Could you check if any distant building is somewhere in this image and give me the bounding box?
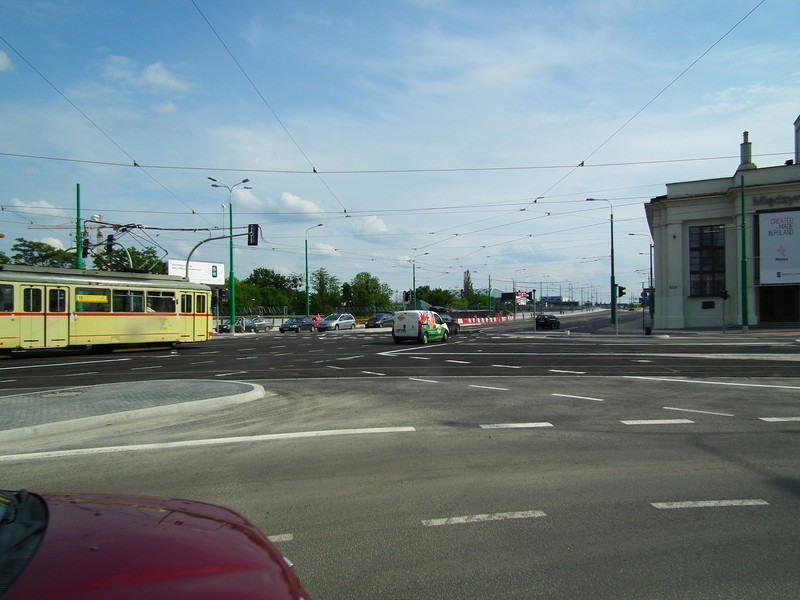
[646,115,800,329]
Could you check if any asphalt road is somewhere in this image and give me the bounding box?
[2,311,799,598]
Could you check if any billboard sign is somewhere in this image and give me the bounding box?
[759,211,799,285]
[167,259,225,285]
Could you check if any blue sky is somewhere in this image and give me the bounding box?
[1,0,798,302]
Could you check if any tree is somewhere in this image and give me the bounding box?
[0,250,8,265]
[349,272,392,312]
[462,270,474,303]
[311,267,341,315]
[10,238,75,268]
[91,245,166,273]
[242,268,300,312]
[413,285,457,308]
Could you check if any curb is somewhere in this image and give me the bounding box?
[0,382,268,443]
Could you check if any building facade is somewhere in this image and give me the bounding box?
[646,115,800,329]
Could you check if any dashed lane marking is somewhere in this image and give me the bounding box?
[409,377,439,383]
[480,423,553,429]
[549,369,586,374]
[758,417,800,422]
[423,510,546,527]
[552,393,604,402]
[446,360,471,364]
[361,371,386,376]
[663,406,734,417]
[622,419,694,425]
[268,534,294,543]
[491,364,522,369]
[652,499,769,509]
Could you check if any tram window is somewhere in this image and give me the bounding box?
[24,288,43,312]
[0,284,12,312]
[147,292,176,313]
[196,295,206,314]
[113,289,145,312]
[180,294,192,314]
[49,288,67,313]
[76,288,111,312]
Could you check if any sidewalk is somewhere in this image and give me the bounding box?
[0,380,265,443]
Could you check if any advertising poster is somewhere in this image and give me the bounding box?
[759,211,799,284]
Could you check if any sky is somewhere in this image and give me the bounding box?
[1,0,799,304]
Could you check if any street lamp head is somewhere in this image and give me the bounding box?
[211,183,224,188]
[208,176,218,182]
[240,178,250,184]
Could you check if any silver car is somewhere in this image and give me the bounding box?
[317,313,357,331]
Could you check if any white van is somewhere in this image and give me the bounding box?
[392,310,449,344]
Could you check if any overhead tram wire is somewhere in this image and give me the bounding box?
[190,0,347,214]
[0,34,214,229]
[519,0,768,213]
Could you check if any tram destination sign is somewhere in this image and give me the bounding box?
[167,260,226,286]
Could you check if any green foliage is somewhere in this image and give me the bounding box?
[242,268,301,311]
[413,285,457,308]
[311,267,341,314]
[0,250,8,265]
[349,271,393,311]
[92,245,166,273]
[10,238,76,268]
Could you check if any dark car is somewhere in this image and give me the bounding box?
[316,313,356,331]
[365,312,394,328]
[279,316,316,333]
[0,488,310,600]
[216,318,256,333]
[536,314,560,329]
[440,313,461,334]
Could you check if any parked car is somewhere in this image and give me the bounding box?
[317,313,356,331]
[365,312,394,328]
[392,310,449,344]
[217,318,256,333]
[279,316,316,333]
[0,488,310,600]
[251,316,271,332]
[440,313,461,334]
[536,314,561,330]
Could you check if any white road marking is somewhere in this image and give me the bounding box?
[409,377,438,383]
[446,360,471,364]
[480,423,553,429]
[652,499,768,509]
[410,356,431,361]
[0,379,16,383]
[0,427,417,462]
[361,371,386,376]
[64,371,98,377]
[622,419,694,425]
[663,406,734,417]
[131,366,162,371]
[214,371,248,377]
[758,417,800,422]
[552,393,604,402]
[625,376,800,391]
[190,361,215,365]
[423,510,546,527]
[336,355,364,361]
[0,358,130,371]
[236,356,259,361]
[268,534,294,543]
[326,365,345,370]
[491,364,521,369]
[549,369,586,374]
[469,385,510,391]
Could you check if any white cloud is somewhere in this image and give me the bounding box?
[153,101,177,113]
[100,56,190,92]
[40,237,65,250]
[0,50,12,71]
[348,215,388,235]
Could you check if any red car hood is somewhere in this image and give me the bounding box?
[7,492,308,600]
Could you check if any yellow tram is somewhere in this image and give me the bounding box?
[0,264,214,353]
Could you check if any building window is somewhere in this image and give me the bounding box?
[689,225,725,296]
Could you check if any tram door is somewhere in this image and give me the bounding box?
[180,292,209,341]
[20,286,68,349]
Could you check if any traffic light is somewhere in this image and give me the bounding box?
[247,224,259,246]
[82,235,90,258]
[403,291,411,302]
[106,235,114,254]
[617,285,626,297]
[526,290,535,301]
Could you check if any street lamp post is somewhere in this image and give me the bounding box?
[411,251,428,309]
[209,177,251,332]
[305,224,323,316]
[587,198,617,335]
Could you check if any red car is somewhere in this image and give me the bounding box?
[0,489,310,600]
